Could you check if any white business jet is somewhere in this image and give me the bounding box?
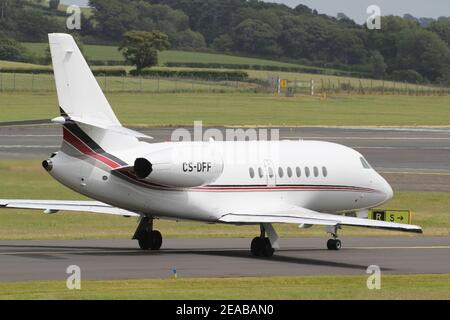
[0,34,422,257]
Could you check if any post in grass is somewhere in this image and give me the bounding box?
[172,267,178,278]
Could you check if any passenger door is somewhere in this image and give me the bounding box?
[263,159,276,187]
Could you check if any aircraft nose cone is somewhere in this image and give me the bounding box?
[378,175,393,201]
[384,182,394,201]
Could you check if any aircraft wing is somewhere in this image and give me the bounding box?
[218,206,423,234]
[0,200,140,217]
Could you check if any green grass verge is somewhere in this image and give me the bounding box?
[0,92,449,126]
[0,274,448,299]
[0,160,448,240]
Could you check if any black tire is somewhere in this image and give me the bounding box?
[262,238,275,257]
[138,233,151,250]
[150,230,163,250]
[251,237,263,256]
[327,239,335,250]
[334,239,342,250]
[327,239,342,250]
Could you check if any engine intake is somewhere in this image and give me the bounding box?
[134,158,153,179]
[42,159,53,172]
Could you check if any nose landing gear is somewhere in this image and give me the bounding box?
[326,225,342,251]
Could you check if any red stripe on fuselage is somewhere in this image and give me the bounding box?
[63,127,121,169]
[192,186,376,192]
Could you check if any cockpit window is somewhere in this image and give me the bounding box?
[360,157,371,169]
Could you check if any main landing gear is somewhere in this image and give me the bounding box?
[326,225,342,251]
[250,224,279,258]
[133,216,163,250]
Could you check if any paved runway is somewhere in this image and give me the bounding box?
[1,126,450,192]
[0,237,449,281]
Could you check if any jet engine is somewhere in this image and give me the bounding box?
[132,144,224,188]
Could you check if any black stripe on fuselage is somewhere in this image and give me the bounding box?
[60,107,128,167]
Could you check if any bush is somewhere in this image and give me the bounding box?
[164,62,369,78]
[0,33,27,62]
[0,67,53,74]
[130,68,249,81]
[389,69,425,83]
[91,68,127,76]
[0,67,127,77]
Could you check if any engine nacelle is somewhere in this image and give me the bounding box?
[134,144,224,188]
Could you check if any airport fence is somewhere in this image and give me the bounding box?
[0,72,448,96]
[272,77,450,97]
[0,73,269,94]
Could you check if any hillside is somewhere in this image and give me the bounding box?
[1,0,449,84]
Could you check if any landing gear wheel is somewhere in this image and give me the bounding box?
[150,230,163,250]
[251,237,274,257]
[138,230,163,251]
[327,239,342,251]
[251,237,263,256]
[262,238,275,257]
[138,233,151,250]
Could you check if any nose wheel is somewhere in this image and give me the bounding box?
[327,238,342,250]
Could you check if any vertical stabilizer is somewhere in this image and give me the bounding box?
[49,33,121,126]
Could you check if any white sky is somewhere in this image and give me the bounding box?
[268,0,450,23]
[61,0,450,23]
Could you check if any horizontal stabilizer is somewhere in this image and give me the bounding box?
[0,120,53,127]
[0,199,140,217]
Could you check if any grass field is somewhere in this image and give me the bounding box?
[0,67,442,96]
[0,72,252,95]
[0,159,448,240]
[21,42,309,68]
[2,55,444,95]
[0,92,449,126]
[0,274,448,299]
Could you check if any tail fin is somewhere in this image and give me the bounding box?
[49,33,121,126]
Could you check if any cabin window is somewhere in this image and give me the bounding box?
[296,167,301,177]
[360,157,371,169]
[314,166,319,177]
[305,167,310,177]
[278,167,284,178]
[249,168,255,178]
[258,167,264,178]
[287,167,293,178]
[322,166,328,177]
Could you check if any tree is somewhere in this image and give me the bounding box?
[89,0,139,40]
[172,29,206,49]
[368,50,386,79]
[233,19,280,56]
[49,0,59,10]
[119,31,170,73]
[395,28,450,81]
[428,19,450,46]
[0,32,26,61]
[212,34,234,52]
